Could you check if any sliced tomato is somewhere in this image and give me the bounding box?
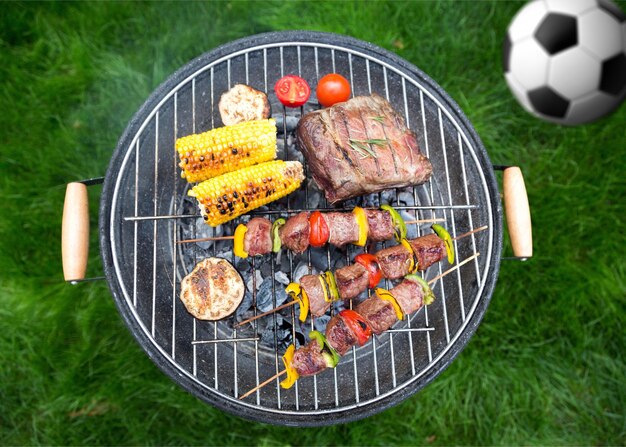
[309,210,330,247]
[354,253,382,288]
[274,75,310,107]
[339,309,372,346]
[316,73,351,107]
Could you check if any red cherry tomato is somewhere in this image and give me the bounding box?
[274,75,311,107]
[316,73,351,107]
[354,253,383,288]
[339,309,372,346]
[309,211,330,247]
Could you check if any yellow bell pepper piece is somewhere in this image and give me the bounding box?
[400,238,418,273]
[432,224,455,264]
[352,206,369,246]
[280,344,299,389]
[318,275,330,302]
[286,282,309,322]
[375,288,404,321]
[233,223,248,258]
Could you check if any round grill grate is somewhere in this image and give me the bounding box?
[100,31,502,426]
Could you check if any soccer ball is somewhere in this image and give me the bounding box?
[503,0,626,125]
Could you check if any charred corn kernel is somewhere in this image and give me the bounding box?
[176,118,277,183]
[189,160,304,227]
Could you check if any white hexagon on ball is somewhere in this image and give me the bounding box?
[549,47,601,99]
[503,0,626,125]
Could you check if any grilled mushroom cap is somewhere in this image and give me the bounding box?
[180,257,245,320]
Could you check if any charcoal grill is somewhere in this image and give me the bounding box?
[61,31,532,426]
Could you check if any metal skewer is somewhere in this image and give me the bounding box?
[177,217,446,245]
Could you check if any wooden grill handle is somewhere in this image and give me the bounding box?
[62,182,90,282]
[502,166,533,258]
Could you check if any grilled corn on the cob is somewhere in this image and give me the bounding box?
[176,118,277,183]
[189,160,304,226]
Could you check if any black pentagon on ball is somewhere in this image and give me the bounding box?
[597,0,626,23]
[528,86,570,118]
[503,33,512,73]
[600,53,626,95]
[535,13,578,55]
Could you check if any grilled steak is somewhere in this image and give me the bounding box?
[366,209,395,242]
[375,244,412,280]
[292,338,328,377]
[408,233,446,271]
[334,263,369,299]
[279,211,310,254]
[325,212,359,247]
[300,274,331,317]
[325,315,358,356]
[391,278,424,315]
[295,94,432,203]
[243,217,273,256]
[355,294,397,335]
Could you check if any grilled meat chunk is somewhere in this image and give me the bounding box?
[325,315,358,356]
[295,94,432,203]
[334,263,369,300]
[279,211,310,254]
[375,244,412,280]
[391,278,424,315]
[366,209,395,242]
[324,212,359,247]
[300,274,331,317]
[408,233,447,271]
[243,217,273,256]
[355,294,398,335]
[292,338,328,377]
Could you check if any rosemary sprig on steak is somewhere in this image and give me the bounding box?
[347,138,387,158]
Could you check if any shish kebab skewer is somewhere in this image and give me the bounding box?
[177,205,444,256]
[235,225,487,328]
[239,252,480,400]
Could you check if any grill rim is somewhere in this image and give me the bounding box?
[99,30,503,426]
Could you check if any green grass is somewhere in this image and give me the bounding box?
[1,1,625,445]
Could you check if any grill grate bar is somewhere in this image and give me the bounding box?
[270,251,282,409]
[133,139,139,309]
[172,94,179,359]
[419,88,434,363]
[151,111,159,338]
[192,337,260,344]
[459,132,483,287]
[441,114,466,323]
[251,257,261,406]
[455,132,468,322]
[436,108,451,344]
[401,77,418,377]
[388,327,435,333]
